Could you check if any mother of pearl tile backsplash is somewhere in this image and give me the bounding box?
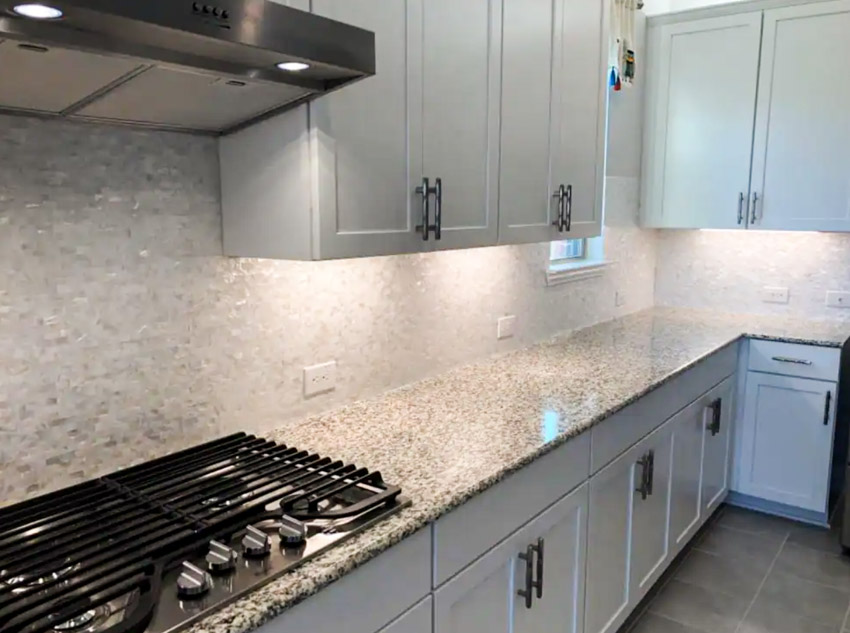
[0,114,656,503]
[655,230,850,320]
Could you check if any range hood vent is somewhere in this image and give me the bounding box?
[0,0,375,134]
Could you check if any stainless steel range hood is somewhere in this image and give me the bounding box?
[0,0,375,134]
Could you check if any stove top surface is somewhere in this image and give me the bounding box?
[0,433,409,633]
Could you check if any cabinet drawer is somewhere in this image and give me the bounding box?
[748,340,840,381]
[256,528,431,633]
[591,342,738,474]
[432,431,590,587]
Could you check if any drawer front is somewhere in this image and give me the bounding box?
[433,431,590,587]
[748,339,840,381]
[590,342,738,474]
[257,528,431,633]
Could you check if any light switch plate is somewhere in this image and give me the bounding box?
[303,361,337,397]
[761,286,790,304]
[497,315,517,340]
[826,291,850,308]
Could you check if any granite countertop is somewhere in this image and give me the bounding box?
[190,307,849,633]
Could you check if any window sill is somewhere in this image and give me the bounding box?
[545,260,611,287]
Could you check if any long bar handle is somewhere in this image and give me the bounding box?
[531,538,544,599]
[434,177,442,241]
[552,185,566,232]
[737,192,745,225]
[751,191,759,224]
[824,390,832,426]
[415,177,431,241]
[517,545,534,609]
[565,184,573,232]
[771,356,813,366]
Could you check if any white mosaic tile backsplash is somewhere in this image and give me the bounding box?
[0,114,656,503]
[655,230,850,320]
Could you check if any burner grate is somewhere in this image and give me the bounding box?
[0,433,401,633]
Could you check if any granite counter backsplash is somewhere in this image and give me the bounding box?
[186,306,848,633]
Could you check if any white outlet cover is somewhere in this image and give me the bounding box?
[303,361,337,397]
[497,315,517,340]
[761,286,790,304]
[826,291,850,308]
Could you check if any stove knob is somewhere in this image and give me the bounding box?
[279,514,306,546]
[242,525,271,558]
[177,561,211,599]
[206,540,238,573]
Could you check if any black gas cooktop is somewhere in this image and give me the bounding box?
[0,433,409,633]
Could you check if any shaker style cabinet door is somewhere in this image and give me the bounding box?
[641,13,762,229]
[498,0,563,244]
[550,0,607,238]
[749,0,850,231]
[310,0,427,259]
[701,378,734,515]
[738,373,836,514]
[421,0,502,251]
[629,424,672,604]
[668,399,706,554]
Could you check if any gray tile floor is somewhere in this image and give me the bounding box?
[624,505,850,633]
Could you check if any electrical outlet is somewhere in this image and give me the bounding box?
[826,291,850,309]
[761,286,789,304]
[497,315,517,340]
[303,361,337,397]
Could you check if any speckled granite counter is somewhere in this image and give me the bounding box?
[190,307,848,633]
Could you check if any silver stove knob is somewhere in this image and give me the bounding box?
[177,561,211,598]
[279,514,306,546]
[206,540,238,573]
[242,525,271,558]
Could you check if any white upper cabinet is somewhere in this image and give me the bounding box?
[552,0,607,238]
[749,0,850,231]
[423,0,503,251]
[309,0,425,259]
[499,0,606,244]
[642,13,762,229]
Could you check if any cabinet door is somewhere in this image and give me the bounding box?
[630,424,672,603]
[498,0,562,244]
[310,0,425,259]
[550,0,607,238]
[642,13,761,229]
[421,0,502,251]
[668,400,706,554]
[739,373,836,513]
[380,597,432,633]
[701,378,735,515]
[749,0,850,231]
[524,484,588,633]
[585,448,635,633]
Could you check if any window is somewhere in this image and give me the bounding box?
[550,238,586,263]
[546,235,608,285]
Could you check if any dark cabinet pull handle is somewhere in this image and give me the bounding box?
[415,177,441,240]
[751,191,759,224]
[552,185,566,232]
[708,398,722,436]
[531,538,544,599]
[771,356,813,366]
[646,450,655,496]
[737,192,744,225]
[824,391,832,426]
[415,177,431,241]
[565,184,572,232]
[517,544,534,609]
[636,453,650,500]
[434,177,442,241]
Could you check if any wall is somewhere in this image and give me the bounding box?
[0,109,656,503]
[642,0,752,15]
[655,230,850,319]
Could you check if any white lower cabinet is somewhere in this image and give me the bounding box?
[668,398,706,552]
[701,378,735,515]
[380,597,432,633]
[738,372,837,513]
[434,483,588,633]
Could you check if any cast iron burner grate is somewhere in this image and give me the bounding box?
[0,433,404,633]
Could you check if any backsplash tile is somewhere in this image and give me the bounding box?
[655,230,850,320]
[0,115,656,503]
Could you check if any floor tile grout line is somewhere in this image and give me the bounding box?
[624,547,697,633]
[732,532,790,633]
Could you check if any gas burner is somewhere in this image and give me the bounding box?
[3,561,80,594]
[53,606,107,632]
